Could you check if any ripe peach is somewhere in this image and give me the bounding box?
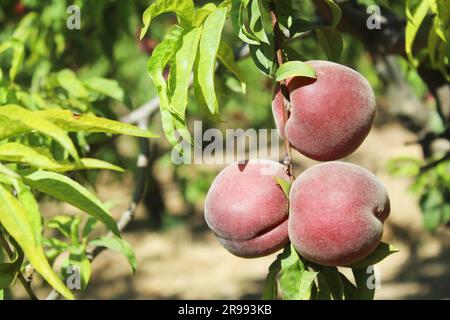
[204,159,290,258]
[288,162,390,266]
[272,60,376,161]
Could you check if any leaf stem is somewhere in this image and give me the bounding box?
[269,1,294,181]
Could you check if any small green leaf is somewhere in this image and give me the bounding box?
[23,171,120,237]
[83,77,125,102]
[352,267,376,300]
[197,7,228,114]
[324,0,342,27]
[320,267,344,300]
[140,0,195,39]
[275,61,317,81]
[170,27,202,117]
[347,242,398,268]
[57,69,89,98]
[273,176,291,199]
[315,27,343,61]
[217,41,246,93]
[38,109,158,138]
[405,0,432,66]
[0,244,23,289]
[62,246,91,291]
[193,3,217,26]
[90,236,137,273]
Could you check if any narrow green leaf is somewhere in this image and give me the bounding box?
[272,176,291,199]
[90,236,137,273]
[23,171,120,237]
[197,7,228,114]
[57,69,89,98]
[193,3,217,26]
[347,242,399,268]
[352,267,376,300]
[147,25,188,147]
[170,27,202,117]
[62,246,91,291]
[0,143,123,172]
[320,267,344,300]
[0,244,23,289]
[0,105,79,161]
[217,41,246,92]
[315,27,343,62]
[83,77,125,102]
[275,61,317,81]
[405,0,432,66]
[324,0,342,27]
[38,109,157,138]
[140,0,195,39]
[0,185,74,299]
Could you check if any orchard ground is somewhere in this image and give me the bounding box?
[12,121,450,300]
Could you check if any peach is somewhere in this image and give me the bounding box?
[288,162,390,266]
[204,159,290,258]
[272,60,376,161]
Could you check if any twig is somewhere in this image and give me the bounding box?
[270,1,294,181]
[419,151,450,173]
[0,231,38,300]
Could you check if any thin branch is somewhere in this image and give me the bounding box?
[419,151,450,173]
[270,1,294,181]
[0,231,38,300]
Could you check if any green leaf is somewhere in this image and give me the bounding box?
[217,41,246,93]
[352,267,376,300]
[0,143,124,172]
[262,256,281,300]
[170,27,202,117]
[324,0,342,27]
[90,236,137,273]
[249,43,275,76]
[316,272,332,300]
[273,176,291,199]
[197,7,228,114]
[193,3,217,26]
[0,105,79,161]
[320,267,344,300]
[275,61,317,81]
[140,0,195,39]
[23,171,120,237]
[419,189,447,231]
[38,109,157,138]
[315,27,343,62]
[340,273,359,300]
[405,0,432,66]
[0,185,74,299]
[83,77,125,102]
[57,69,89,99]
[82,217,97,240]
[147,25,189,147]
[347,242,398,268]
[0,290,3,299]
[0,244,23,289]
[387,157,421,177]
[231,0,261,45]
[280,268,317,300]
[62,246,91,291]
